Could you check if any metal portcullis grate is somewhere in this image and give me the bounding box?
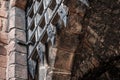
[26,0,68,79]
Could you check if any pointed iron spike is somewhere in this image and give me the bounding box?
[28,59,37,79]
[50,35,56,47]
[58,4,68,27]
[47,24,56,47]
[63,16,67,27]
[47,26,52,38]
[38,43,45,65]
[50,25,56,47]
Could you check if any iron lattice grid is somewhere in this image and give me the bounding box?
[26,0,68,79]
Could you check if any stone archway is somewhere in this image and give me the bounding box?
[70,0,120,80]
[4,0,120,80]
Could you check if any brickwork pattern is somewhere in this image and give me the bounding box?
[0,0,9,80]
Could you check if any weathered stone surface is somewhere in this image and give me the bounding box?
[54,49,74,71]
[0,55,6,68]
[9,78,25,80]
[49,47,57,67]
[8,64,27,79]
[0,45,7,56]
[6,3,27,80]
[9,29,26,42]
[9,7,26,30]
[0,0,119,80]
[0,32,8,44]
[66,20,82,34]
[0,0,9,10]
[52,73,71,80]
[9,51,27,66]
[71,0,120,80]
[10,0,27,10]
[57,34,79,52]
[0,0,28,80]
[0,0,9,80]
[0,10,7,18]
[90,57,99,67]
[46,72,53,80]
[0,18,7,32]
[7,41,27,54]
[39,67,48,80]
[0,67,6,79]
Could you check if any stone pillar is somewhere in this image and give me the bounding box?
[6,0,27,80]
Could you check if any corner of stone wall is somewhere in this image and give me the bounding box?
[6,0,28,80]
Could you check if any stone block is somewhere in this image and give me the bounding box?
[0,67,6,79]
[86,61,94,70]
[52,73,70,80]
[9,7,26,30]
[0,18,2,31]
[0,10,7,18]
[9,51,27,66]
[7,41,27,54]
[66,22,82,34]
[88,36,97,45]
[57,34,79,52]
[54,49,74,71]
[9,28,26,42]
[10,0,27,10]
[8,64,27,79]
[49,47,57,67]
[39,67,48,80]
[0,32,8,44]
[0,55,6,68]
[79,62,89,74]
[0,18,7,32]
[0,45,7,56]
[91,57,99,67]
[0,0,9,10]
[9,78,26,80]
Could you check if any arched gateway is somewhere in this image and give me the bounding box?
[0,0,119,80]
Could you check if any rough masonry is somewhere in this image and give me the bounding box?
[0,0,120,80]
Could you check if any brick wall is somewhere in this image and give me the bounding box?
[0,0,28,80]
[0,0,9,80]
